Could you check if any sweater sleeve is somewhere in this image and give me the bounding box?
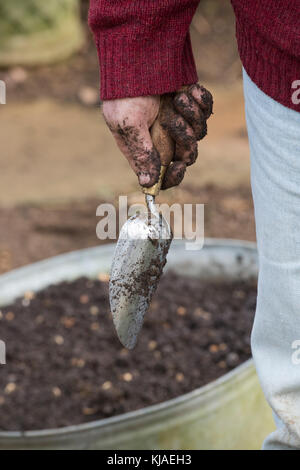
[88,0,200,100]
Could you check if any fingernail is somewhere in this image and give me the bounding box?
[139,173,151,186]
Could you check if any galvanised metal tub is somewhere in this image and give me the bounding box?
[0,239,275,449]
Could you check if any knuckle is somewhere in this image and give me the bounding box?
[174,92,189,109]
[189,83,213,114]
[188,83,202,97]
[171,118,194,144]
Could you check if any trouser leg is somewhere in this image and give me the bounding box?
[243,68,300,450]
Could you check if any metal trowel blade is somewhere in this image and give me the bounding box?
[109,201,172,349]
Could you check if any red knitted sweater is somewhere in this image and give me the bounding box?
[88,1,300,112]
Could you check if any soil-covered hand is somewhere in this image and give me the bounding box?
[102,84,213,189]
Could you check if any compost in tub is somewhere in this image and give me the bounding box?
[0,240,274,449]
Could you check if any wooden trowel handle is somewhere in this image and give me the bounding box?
[151,96,174,168]
[143,87,189,197]
[142,96,173,197]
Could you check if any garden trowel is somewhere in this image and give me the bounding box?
[109,96,174,349]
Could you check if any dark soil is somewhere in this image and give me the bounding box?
[0,271,256,431]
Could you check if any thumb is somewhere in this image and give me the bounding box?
[112,124,161,188]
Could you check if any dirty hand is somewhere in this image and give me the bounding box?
[102,84,213,189]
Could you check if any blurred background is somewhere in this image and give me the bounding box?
[0,0,255,275]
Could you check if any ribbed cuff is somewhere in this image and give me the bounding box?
[235,14,300,113]
[94,31,198,101]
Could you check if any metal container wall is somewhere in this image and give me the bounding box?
[0,239,275,449]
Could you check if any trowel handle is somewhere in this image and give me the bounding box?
[151,96,174,168]
[143,86,189,197]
